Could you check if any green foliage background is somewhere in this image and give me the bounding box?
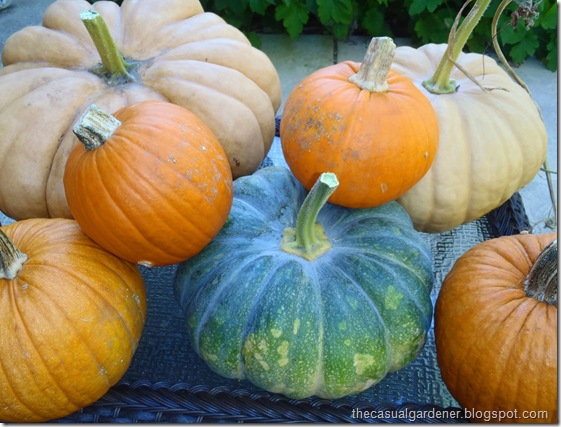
[89,0,557,70]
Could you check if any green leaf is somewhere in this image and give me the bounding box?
[245,31,262,48]
[508,32,540,64]
[249,0,274,14]
[275,2,309,38]
[361,7,391,36]
[539,2,558,30]
[213,0,232,11]
[543,39,558,71]
[409,0,441,15]
[413,10,452,44]
[331,22,351,39]
[317,0,354,25]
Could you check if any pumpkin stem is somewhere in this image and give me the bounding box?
[0,228,28,280]
[73,104,122,151]
[524,239,557,305]
[81,9,136,85]
[281,173,339,261]
[423,0,491,94]
[348,37,396,92]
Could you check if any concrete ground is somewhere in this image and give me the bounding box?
[0,0,557,233]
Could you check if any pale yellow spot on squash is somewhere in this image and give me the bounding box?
[354,353,375,375]
[271,328,282,338]
[293,319,301,335]
[339,321,347,331]
[385,286,403,310]
[202,351,218,362]
[259,360,270,371]
[277,341,289,367]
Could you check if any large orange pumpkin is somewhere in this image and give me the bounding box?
[64,100,233,267]
[280,37,439,209]
[0,0,281,220]
[435,232,557,423]
[0,218,146,422]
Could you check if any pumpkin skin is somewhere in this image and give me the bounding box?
[392,44,548,232]
[0,0,281,220]
[64,100,233,267]
[0,218,146,422]
[435,232,557,423]
[174,166,434,399]
[280,38,439,209]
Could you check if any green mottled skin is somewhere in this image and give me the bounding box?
[174,166,433,399]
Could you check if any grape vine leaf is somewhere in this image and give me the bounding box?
[275,2,310,38]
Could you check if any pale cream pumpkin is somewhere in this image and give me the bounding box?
[0,0,281,219]
[390,1,547,232]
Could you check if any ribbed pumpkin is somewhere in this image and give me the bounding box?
[174,166,434,399]
[435,232,557,423]
[0,218,146,422]
[280,37,439,209]
[63,100,233,267]
[0,0,281,220]
[391,0,548,232]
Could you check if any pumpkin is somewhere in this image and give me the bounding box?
[435,232,557,423]
[279,37,439,209]
[0,0,281,220]
[391,0,548,232]
[0,218,146,422]
[63,100,233,267]
[174,166,434,399]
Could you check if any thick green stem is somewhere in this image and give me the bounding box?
[0,228,28,280]
[281,173,339,261]
[524,239,557,305]
[423,0,491,94]
[73,104,122,151]
[348,37,396,92]
[81,9,135,84]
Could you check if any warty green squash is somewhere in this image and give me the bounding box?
[173,166,434,399]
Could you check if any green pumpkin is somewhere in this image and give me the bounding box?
[174,166,433,399]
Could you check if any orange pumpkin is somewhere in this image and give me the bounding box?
[63,100,233,266]
[280,37,439,208]
[435,232,557,423]
[0,218,146,422]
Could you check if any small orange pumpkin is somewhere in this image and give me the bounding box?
[0,218,146,422]
[435,232,557,423]
[280,37,439,209]
[63,100,233,266]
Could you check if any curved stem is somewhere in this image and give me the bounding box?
[491,0,531,92]
[423,0,491,94]
[348,37,396,92]
[81,9,135,84]
[524,239,557,305]
[281,173,339,261]
[73,104,122,151]
[0,228,28,280]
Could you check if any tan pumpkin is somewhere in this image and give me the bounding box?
[435,232,557,423]
[390,0,548,232]
[0,218,146,422]
[0,0,281,220]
